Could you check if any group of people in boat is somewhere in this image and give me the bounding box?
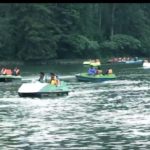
[88,66,113,75]
[108,57,139,63]
[0,67,20,76]
[38,72,60,86]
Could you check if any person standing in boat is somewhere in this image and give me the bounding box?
[88,66,96,75]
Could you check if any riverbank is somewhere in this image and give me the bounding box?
[0,58,110,66]
[0,61,24,66]
[0,59,86,66]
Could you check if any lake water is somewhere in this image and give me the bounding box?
[0,63,150,149]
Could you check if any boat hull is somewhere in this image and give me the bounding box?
[0,75,22,82]
[76,73,116,82]
[125,60,143,64]
[18,81,69,97]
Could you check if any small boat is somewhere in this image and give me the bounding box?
[0,75,22,82]
[83,61,91,65]
[143,60,150,68]
[107,57,143,64]
[125,59,143,64]
[83,59,101,67]
[18,81,70,97]
[76,73,116,82]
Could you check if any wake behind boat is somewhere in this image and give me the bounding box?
[18,81,70,97]
[76,73,116,82]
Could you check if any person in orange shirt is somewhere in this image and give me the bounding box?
[2,68,12,75]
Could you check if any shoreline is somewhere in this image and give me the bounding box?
[0,59,87,66]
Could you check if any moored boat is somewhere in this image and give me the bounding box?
[18,81,70,97]
[0,75,22,82]
[76,73,116,82]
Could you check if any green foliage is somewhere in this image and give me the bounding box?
[100,34,141,57]
[112,34,141,50]
[57,34,99,58]
[0,3,150,60]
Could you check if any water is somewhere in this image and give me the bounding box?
[0,63,150,149]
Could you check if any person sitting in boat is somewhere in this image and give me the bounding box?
[38,72,45,83]
[12,67,20,76]
[108,68,113,74]
[88,66,96,75]
[96,66,102,75]
[104,68,113,75]
[1,68,12,75]
[50,73,60,86]
[0,68,5,75]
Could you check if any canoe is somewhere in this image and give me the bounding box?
[76,73,116,82]
[143,62,150,68]
[18,81,70,97]
[0,75,22,82]
[83,61,101,66]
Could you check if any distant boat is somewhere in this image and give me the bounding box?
[0,75,22,82]
[108,57,143,64]
[83,59,101,67]
[143,60,150,68]
[125,59,143,64]
[76,73,116,82]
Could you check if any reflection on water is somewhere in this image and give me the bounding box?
[0,64,150,149]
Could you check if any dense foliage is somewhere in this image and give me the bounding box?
[0,3,150,61]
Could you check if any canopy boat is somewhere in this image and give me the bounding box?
[76,73,116,82]
[83,61,91,65]
[0,75,22,82]
[18,81,70,97]
[83,60,101,67]
[143,60,150,68]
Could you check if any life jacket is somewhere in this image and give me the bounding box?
[50,79,58,85]
[108,69,113,74]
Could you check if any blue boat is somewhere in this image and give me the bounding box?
[76,73,116,82]
[125,59,143,64]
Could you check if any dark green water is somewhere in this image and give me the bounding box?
[0,63,150,149]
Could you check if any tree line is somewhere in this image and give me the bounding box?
[0,3,149,61]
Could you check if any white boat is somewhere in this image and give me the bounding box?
[143,60,150,68]
[18,81,70,97]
